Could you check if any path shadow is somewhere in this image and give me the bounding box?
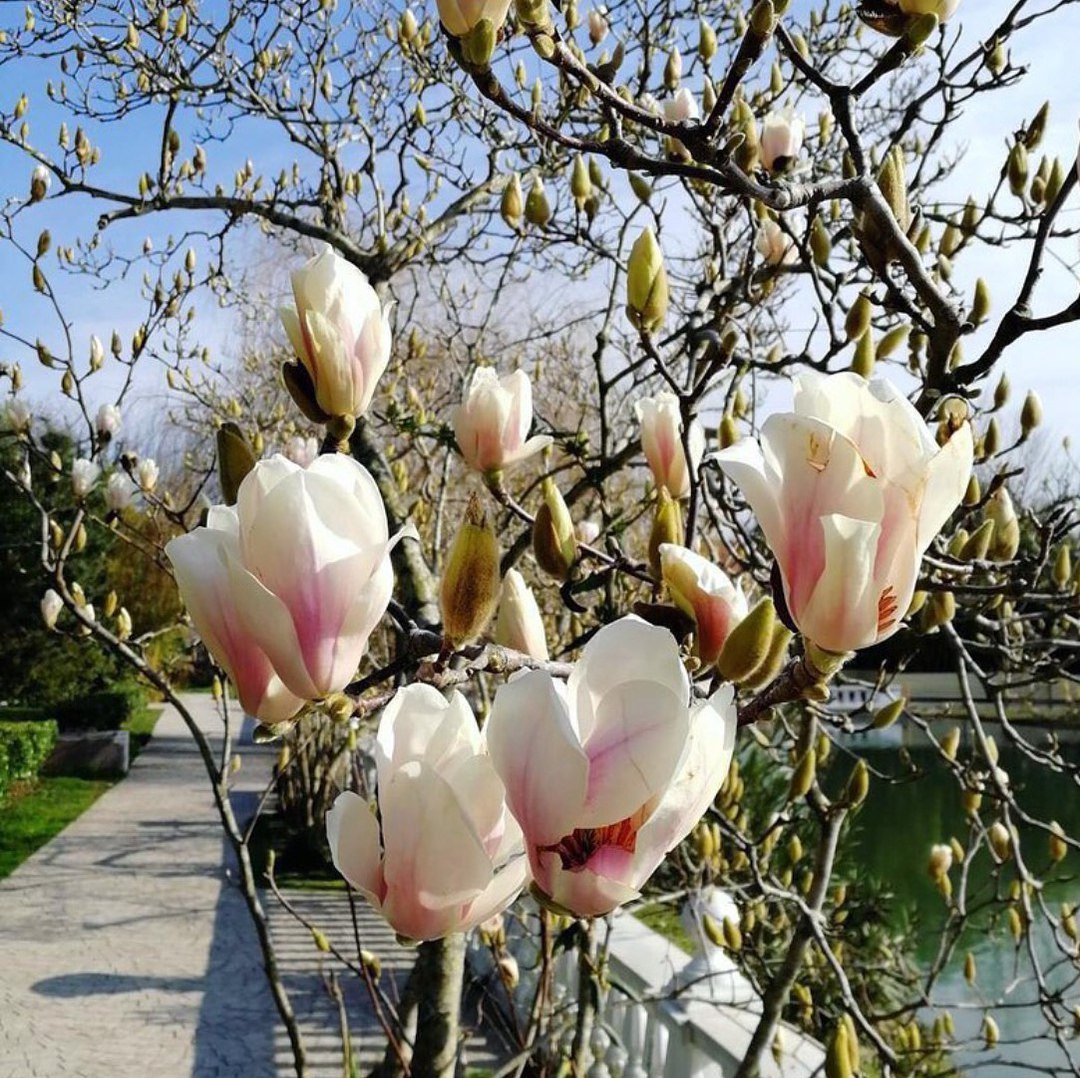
[33,972,204,998]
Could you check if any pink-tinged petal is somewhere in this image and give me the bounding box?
[635,684,736,873]
[224,554,320,699]
[165,529,304,723]
[502,434,554,467]
[379,762,494,939]
[577,679,689,829]
[799,514,882,652]
[306,454,389,544]
[794,372,935,489]
[502,369,533,451]
[533,850,641,918]
[917,422,974,553]
[304,308,355,417]
[568,616,688,743]
[279,305,312,369]
[487,670,588,846]
[458,856,528,932]
[352,302,393,415]
[756,414,882,620]
[713,436,786,568]
[326,791,386,907]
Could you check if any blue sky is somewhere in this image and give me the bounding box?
[1,0,1078,447]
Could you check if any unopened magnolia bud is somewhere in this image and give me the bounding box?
[971,278,991,325]
[846,758,869,807]
[1053,545,1072,588]
[921,590,955,631]
[1007,142,1028,197]
[961,520,995,561]
[698,19,717,61]
[30,165,50,202]
[532,478,577,581]
[629,172,652,203]
[663,47,682,90]
[716,597,775,683]
[440,493,500,646]
[41,589,63,630]
[648,489,684,576]
[825,1022,853,1078]
[1048,821,1068,862]
[1025,101,1049,150]
[983,1015,999,1048]
[524,176,551,227]
[789,749,816,801]
[985,488,1020,561]
[872,697,905,730]
[1020,390,1042,439]
[718,414,739,448]
[810,216,831,266]
[216,422,256,506]
[741,623,792,691]
[845,292,872,341]
[851,331,875,378]
[570,155,591,209]
[928,842,953,880]
[988,820,1012,861]
[626,227,668,332]
[115,606,132,641]
[500,173,523,229]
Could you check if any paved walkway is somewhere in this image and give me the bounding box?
[0,694,499,1077]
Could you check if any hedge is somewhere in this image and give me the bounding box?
[51,683,146,733]
[0,720,58,801]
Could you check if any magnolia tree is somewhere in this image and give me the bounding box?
[1,0,1080,1076]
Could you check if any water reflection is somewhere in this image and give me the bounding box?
[849,737,1080,1076]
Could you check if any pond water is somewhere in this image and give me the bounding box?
[851,736,1080,1076]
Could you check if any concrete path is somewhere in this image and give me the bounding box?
[0,693,499,1077]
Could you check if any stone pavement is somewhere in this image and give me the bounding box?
[0,693,500,1077]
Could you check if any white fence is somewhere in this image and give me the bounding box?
[469,900,825,1077]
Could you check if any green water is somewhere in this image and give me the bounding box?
[850,738,1080,1075]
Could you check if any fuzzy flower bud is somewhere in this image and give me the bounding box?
[440,493,500,646]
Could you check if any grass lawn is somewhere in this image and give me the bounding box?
[0,703,163,880]
[0,776,112,879]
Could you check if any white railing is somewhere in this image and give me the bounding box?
[469,899,825,1077]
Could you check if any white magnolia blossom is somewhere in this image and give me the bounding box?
[71,458,101,498]
[166,454,406,713]
[2,398,31,435]
[327,684,527,941]
[587,8,608,44]
[760,109,806,172]
[436,0,512,36]
[136,458,160,493]
[279,245,393,419]
[663,88,700,158]
[487,617,737,918]
[96,403,122,439]
[494,569,549,661]
[41,589,63,630]
[715,372,973,653]
[453,368,552,475]
[104,472,134,512]
[635,392,706,500]
[755,218,798,267]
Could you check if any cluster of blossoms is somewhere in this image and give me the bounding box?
[158,243,973,942]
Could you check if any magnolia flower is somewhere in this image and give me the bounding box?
[487,616,737,918]
[928,843,953,879]
[635,392,705,500]
[2,398,31,434]
[89,335,105,371]
[30,165,50,202]
[283,434,319,468]
[104,472,134,512]
[659,545,749,665]
[588,8,608,44]
[755,218,797,267]
[760,109,805,173]
[663,88,699,124]
[453,368,552,475]
[96,403,122,439]
[279,245,392,419]
[494,569,549,661]
[898,0,960,20]
[435,0,512,37]
[663,88,699,159]
[326,684,527,941]
[136,458,159,493]
[15,457,31,491]
[715,372,973,653]
[41,589,63,630]
[71,458,101,498]
[166,454,405,711]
